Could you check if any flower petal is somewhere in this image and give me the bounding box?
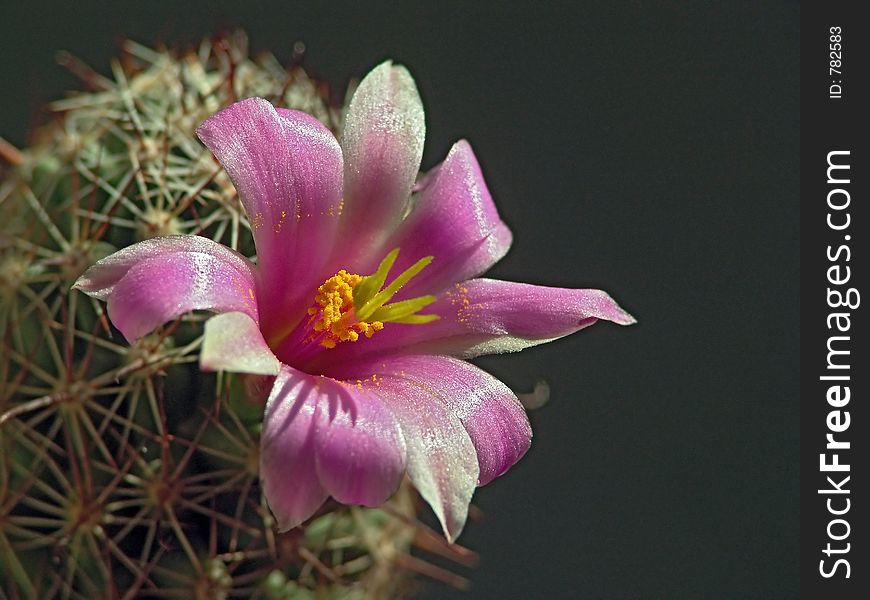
[73,234,254,301]
[377,140,512,297]
[105,251,259,342]
[201,312,281,375]
[309,280,634,370]
[332,355,531,489]
[260,366,407,531]
[335,364,479,542]
[428,280,637,358]
[377,382,477,542]
[401,355,528,486]
[311,376,406,506]
[339,61,425,259]
[196,99,344,328]
[260,368,327,531]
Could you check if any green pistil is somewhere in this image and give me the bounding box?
[353,248,438,324]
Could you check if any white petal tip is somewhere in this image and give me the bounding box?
[617,310,638,326]
[201,312,282,375]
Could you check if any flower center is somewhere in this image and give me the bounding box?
[306,248,438,349]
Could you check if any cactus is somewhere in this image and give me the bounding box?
[0,32,474,598]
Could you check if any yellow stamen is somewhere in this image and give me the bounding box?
[307,249,437,348]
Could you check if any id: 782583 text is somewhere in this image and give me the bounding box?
[829,26,843,99]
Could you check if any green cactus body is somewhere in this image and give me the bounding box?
[0,33,471,599]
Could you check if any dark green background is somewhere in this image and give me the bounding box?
[0,2,799,598]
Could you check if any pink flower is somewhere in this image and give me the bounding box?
[73,61,634,541]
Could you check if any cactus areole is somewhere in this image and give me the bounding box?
[74,60,634,541]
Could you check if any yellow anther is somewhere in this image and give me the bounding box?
[354,321,384,339]
[307,249,438,349]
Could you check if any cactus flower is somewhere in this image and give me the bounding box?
[73,61,634,541]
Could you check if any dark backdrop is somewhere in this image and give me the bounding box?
[0,2,799,598]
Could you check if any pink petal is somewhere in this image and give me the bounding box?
[427,280,637,358]
[260,368,327,531]
[376,140,513,298]
[196,99,344,330]
[371,355,530,486]
[337,364,479,542]
[310,376,406,506]
[73,234,254,301]
[260,366,406,531]
[201,312,281,375]
[339,61,425,261]
[105,251,259,342]
[309,280,635,370]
